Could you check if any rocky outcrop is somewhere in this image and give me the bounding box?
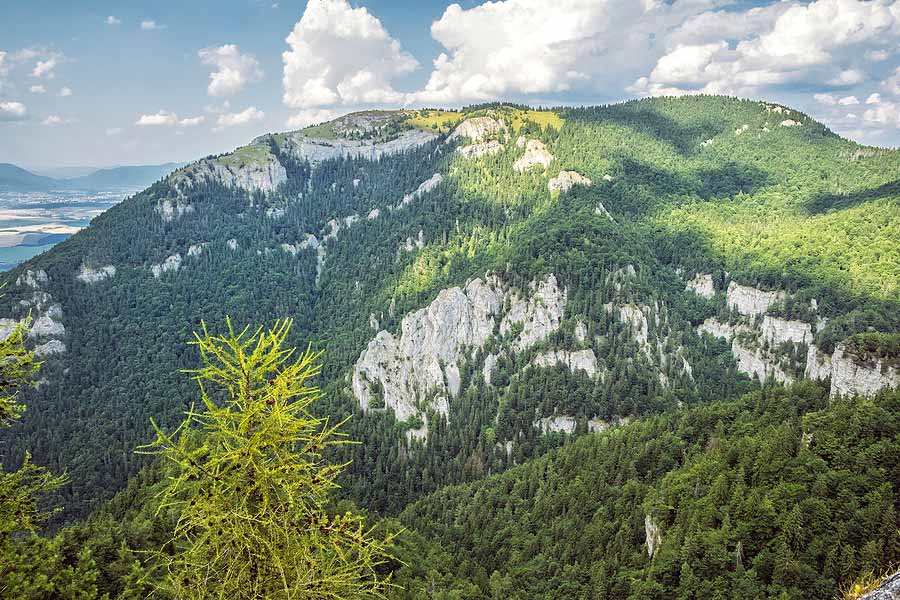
[594,202,614,222]
[685,273,715,299]
[400,230,425,253]
[780,119,801,127]
[156,199,194,222]
[173,150,287,195]
[17,269,48,288]
[606,303,650,354]
[513,139,553,172]
[645,515,662,559]
[353,274,566,440]
[531,349,600,379]
[76,264,116,284]
[187,243,206,257]
[760,316,812,346]
[859,571,900,599]
[6,270,67,357]
[151,254,182,278]
[448,117,506,143]
[697,318,738,341]
[395,173,442,209]
[536,416,577,434]
[226,239,239,251]
[34,339,66,357]
[697,318,791,384]
[279,128,437,164]
[726,281,785,316]
[548,171,591,193]
[500,274,568,352]
[457,140,503,159]
[830,344,900,398]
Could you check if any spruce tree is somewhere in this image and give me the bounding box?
[139,318,396,599]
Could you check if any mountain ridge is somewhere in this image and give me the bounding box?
[0,95,898,528]
[0,162,185,192]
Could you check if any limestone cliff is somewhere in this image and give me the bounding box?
[352,274,567,440]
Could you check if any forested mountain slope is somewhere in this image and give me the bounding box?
[0,96,898,524]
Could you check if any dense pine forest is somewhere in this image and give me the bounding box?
[1,96,899,598]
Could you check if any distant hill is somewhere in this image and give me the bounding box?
[0,162,185,193]
[65,162,184,190]
[0,162,59,192]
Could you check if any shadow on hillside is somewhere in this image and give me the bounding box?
[569,105,727,155]
[805,179,900,215]
[610,158,772,217]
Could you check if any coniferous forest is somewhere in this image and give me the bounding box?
[1,97,900,599]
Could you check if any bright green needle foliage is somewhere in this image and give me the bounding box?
[0,316,40,427]
[138,318,397,600]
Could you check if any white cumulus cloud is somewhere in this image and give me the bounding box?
[42,115,63,126]
[634,0,900,97]
[199,44,263,97]
[282,0,418,108]
[106,16,121,26]
[141,20,164,31]
[216,106,264,128]
[59,86,73,97]
[29,84,46,94]
[0,101,27,121]
[286,108,341,129]
[31,55,59,78]
[136,110,205,127]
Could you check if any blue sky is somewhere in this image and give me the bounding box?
[2,0,899,168]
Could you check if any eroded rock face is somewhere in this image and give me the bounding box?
[686,273,715,299]
[501,274,568,352]
[187,244,206,257]
[780,119,801,127]
[513,139,553,173]
[34,339,66,357]
[396,173,442,209]
[548,171,592,193]
[457,140,503,159]
[859,571,900,600]
[697,318,792,384]
[151,254,182,278]
[76,264,116,284]
[536,416,577,434]
[17,269,48,288]
[175,152,287,194]
[829,344,900,398]
[760,316,812,346]
[353,274,566,440]
[726,281,785,316]
[531,349,600,379]
[156,199,194,222]
[594,202,614,222]
[645,515,662,559]
[448,117,506,143]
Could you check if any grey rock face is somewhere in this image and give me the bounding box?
[859,572,900,600]
[685,273,715,299]
[829,344,900,398]
[548,170,592,193]
[645,515,662,559]
[726,281,785,316]
[282,129,437,164]
[76,264,116,284]
[531,349,601,379]
[353,274,567,440]
[457,140,503,158]
[151,254,182,278]
[448,117,507,143]
[513,139,553,172]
